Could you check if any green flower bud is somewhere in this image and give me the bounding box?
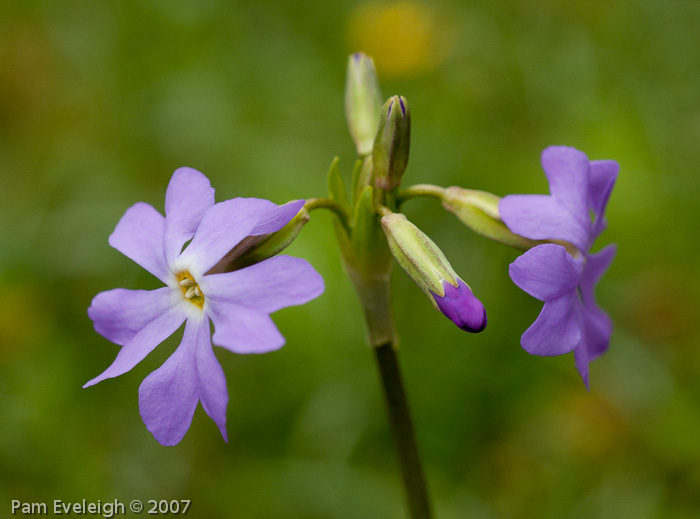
[381,213,486,332]
[442,187,540,251]
[372,95,411,191]
[345,53,383,157]
[381,212,456,298]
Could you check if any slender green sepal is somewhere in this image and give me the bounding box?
[327,156,350,213]
[351,156,374,210]
[352,185,391,274]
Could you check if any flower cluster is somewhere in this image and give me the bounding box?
[85,54,620,453]
[499,146,618,386]
[85,168,324,445]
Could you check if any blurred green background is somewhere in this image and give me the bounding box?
[1,1,699,517]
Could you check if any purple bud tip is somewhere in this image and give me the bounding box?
[398,97,406,116]
[433,279,487,333]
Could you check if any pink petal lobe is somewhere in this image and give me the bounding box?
[521,291,582,356]
[499,194,589,251]
[164,168,216,264]
[207,302,285,354]
[108,202,169,283]
[84,289,185,387]
[508,244,583,301]
[200,255,324,314]
[138,318,206,446]
[196,335,229,442]
[540,146,590,220]
[250,199,305,235]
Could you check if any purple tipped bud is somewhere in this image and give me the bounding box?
[432,279,487,333]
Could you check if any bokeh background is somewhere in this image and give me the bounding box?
[1,1,699,517]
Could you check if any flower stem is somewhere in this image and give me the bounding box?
[397,184,445,205]
[373,341,434,519]
[304,197,350,230]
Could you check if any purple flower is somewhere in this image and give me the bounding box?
[498,146,618,386]
[85,168,324,445]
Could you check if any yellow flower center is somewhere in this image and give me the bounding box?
[176,271,204,309]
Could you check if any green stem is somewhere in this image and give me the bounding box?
[373,341,434,519]
[397,184,445,205]
[305,197,351,231]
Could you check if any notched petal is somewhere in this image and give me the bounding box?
[138,319,203,446]
[164,167,216,264]
[108,202,169,283]
[201,255,324,314]
[521,292,582,356]
[250,199,305,236]
[540,145,590,219]
[208,302,285,354]
[509,244,583,301]
[195,339,229,442]
[499,194,589,251]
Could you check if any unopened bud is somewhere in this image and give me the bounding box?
[345,53,383,156]
[381,213,486,332]
[372,95,411,191]
[433,279,487,333]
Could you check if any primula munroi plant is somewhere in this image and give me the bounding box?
[86,53,618,519]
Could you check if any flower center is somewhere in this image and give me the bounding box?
[175,271,205,309]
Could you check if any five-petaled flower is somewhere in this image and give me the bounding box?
[84,168,324,445]
[499,146,618,387]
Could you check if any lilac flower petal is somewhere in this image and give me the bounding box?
[138,318,204,446]
[521,291,581,356]
[250,199,305,236]
[576,245,616,373]
[195,334,229,442]
[207,302,285,354]
[582,303,613,361]
[164,168,216,265]
[540,146,590,221]
[432,279,487,333]
[579,244,616,305]
[200,255,324,314]
[573,304,612,390]
[84,298,185,387]
[499,194,590,251]
[108,202,169,283]
[574,346,591,389]
[177,198,272,277]
[588,160,619,237]
[88,287,176,345]
[509,244,583,301]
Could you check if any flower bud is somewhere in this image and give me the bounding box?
[442,187,540,251]
[345,53,383,156]
[372,95,411,191]
[381,213,487,332]
[433,279,487,333]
